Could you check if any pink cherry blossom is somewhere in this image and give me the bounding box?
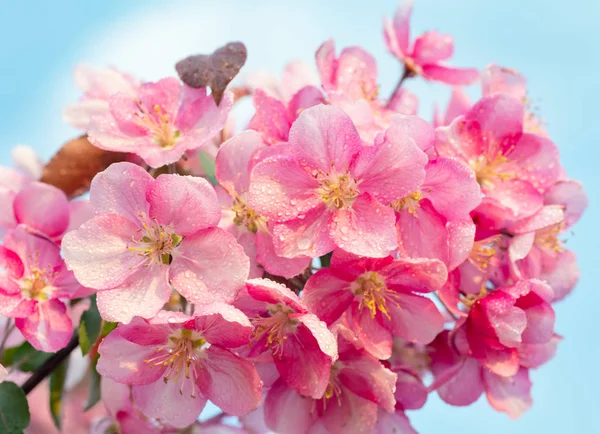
[64,64,141,130]
[303,250,447,359]
[248,104,428,258]
[216,130,311,278]
[62,162,249,323]
[263,325,397,434]
[97,306,262,428]
[384,0,478,85]
[0,226,82,351]
[87,77,233,168]
[236,278,338,399]
[436,93,561,221]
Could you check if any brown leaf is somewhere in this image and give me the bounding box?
[175,42,247,106]
[40,136,128,198]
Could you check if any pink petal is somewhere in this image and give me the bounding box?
[437,357,484,406]
[117,316,171,346]
[387,293,444,344]
[539,249,579,301]
[349,303,394,360]
[247,155,321,222]
[447,219,476,270]
[387,89,419,115]
[334,46,378,100]
[315,39,337,90]
[216,130,266,194]
[96,266,171,323]
[518,334,560,369]
[509,133,561,190]
[97,328,165,385]
[320,387,378,434]
[16,299,72,352]
[374,409,417,434]
[192,302,252,348]
[255,231,310,279]
[383,0,413,57]
[13,182,69,238]
[61,214,144,289]
[297,313,338,361]
[264,380,315,434]
[170,228,248,306]
[288,105,363,173]
[423,157,481,221]
[65,199,94,234]
[483,179,544,221]
[303,269,354,325]
[421,64,479,85]
[444,88,471,126]
[393,369,428,410]
[11,145,43,181]
[0,245,24,281]
[90,162,152,223]
[133,377,207,428]
[147,174,220,235]
[511,205,565,235]
[481,64,527,100]
[271,207,335,258]
[382,257,448,293]
[330,194,397,258]
[483,367,532,419]
[287,85,325,119]
[249,90,291,145]
[198,346,262,415]
[245,277,304,312]
[352,123,428,203]
[412,31,454,64]
[544,180,588,228]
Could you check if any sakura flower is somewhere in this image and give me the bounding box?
[236,278,337,398]
[97,306,262,429]
[433,88,471,128]
[435,93,561,221]
[263,325,397,434]
[248,104,428,258]
[62,162,249,323]
[303,250,447,359]
[88,77,233,168]
[384,0,478,85]
[216,130,311,278]
[0,226,82,351]
[64,64,141,130]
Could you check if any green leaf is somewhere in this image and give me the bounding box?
[198,149,217,185]
[1,342,51,372]
[49,360,68,429]
[0,381,30,433]
[84,358,102,411]
[101,321,118,336]
[78,295,101,356]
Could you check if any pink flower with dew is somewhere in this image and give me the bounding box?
[62,162,249,323]
[87,77,233,168]
[393,155,481,268]
[429,330,558,418]
[315,39,418,141]
[216,130,311,278]
[97,306,262,429]
[245,60,319,103]
[435,93,561,221]
[433,88,471,128]
[0,227,82,352]
[249,87,325,145]
[248,104,428,258]
[263,325,397,434]
[387,339,430,411]
[236,278,337,399]
[303,250,447,360]
[384,0,478,85]
[64,64,141,130]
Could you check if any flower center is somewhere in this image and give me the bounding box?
[144,328,207,398]
[251,304,298,358]
[129,217,183,266]
[390,190,422,215]
[317,171,359,210]
[134,102,181,149]
[534,224,563,253]
[232,195,268,233]
[468,235,503,272]
[322,365,343,409]
[352,271,398,319]
[20,267,54,300]
[469,153,513,187]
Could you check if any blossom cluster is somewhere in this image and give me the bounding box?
[0,1,586,433]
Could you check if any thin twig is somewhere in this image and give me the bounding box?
[21,333,79,395]
[386,67,412,109]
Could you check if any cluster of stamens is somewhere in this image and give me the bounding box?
[321,364,343,410]
[251,304,298,358]
[133,102,181,149]
[129,216,182,266]
[468,235,503,272]
[144,329,206,398]
[231,194,268,233]
[390,190,423,215]
[535,223,563,253]
[352,271,399,319]
[20,265,56,301]
[316,170,359,210]
[470,152,514,187]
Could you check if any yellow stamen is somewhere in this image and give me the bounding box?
[133,101,181,149]
[352,271,400,320]
[250,304,298,358]
[390,191,423,215]
[316,170,359,210]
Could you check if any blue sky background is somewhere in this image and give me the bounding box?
[1,1,598,432]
